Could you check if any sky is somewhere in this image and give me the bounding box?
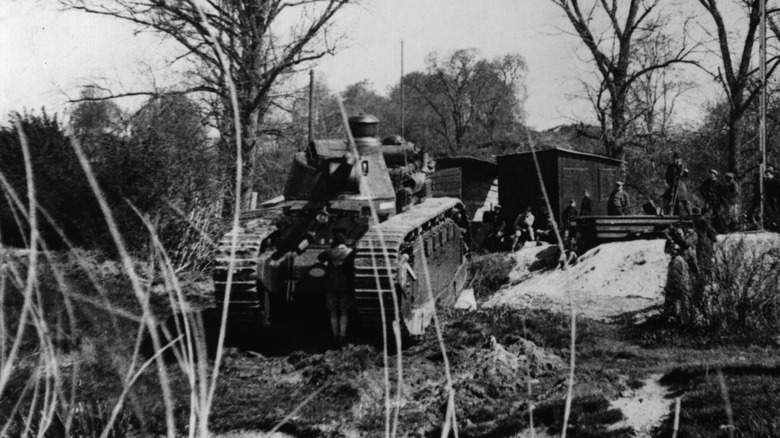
[0,0,720,130]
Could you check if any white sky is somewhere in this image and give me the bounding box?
[1,0,722,130]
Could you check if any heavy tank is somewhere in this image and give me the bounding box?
[212,115,470,343]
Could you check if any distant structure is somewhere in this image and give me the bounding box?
[497,148,624,226]
[431,156,498,222]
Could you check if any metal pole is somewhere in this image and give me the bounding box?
[308,69,315,145]
[760,0,767,228]
[400,40,405,139]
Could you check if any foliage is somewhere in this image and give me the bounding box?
[69,85,125,143]
[1,98,223,266]
[669,234,780,344]
[391,49,527,157]
[0,109,97,247]
[469,253,517,299]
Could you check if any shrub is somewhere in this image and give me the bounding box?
[469,253,516,299]
[673,233,780,343]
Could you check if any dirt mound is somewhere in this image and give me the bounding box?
[486,240,669,321]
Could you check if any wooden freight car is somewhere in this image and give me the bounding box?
[431,156,498,222]
[497,147,624,227]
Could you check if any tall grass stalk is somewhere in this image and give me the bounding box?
[523,126,576,437]
[0,118,40,402]
[65,130,178,437]
[130,203,210,434]
[336,96,400,437]
[187,2,245,435]
[415,235,459,438]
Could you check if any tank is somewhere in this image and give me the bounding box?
[212,115,470,343]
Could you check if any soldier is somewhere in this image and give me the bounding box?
[693,213,718,281]
[767,167,780,230]
[511,206,536,250]
[487,205,510,251]
[607,181,630,215]
[664,224,697,323]
[318,233,355,346]
[699,169,721,215]
[562,198,578,227]
[722,172,740,230]
[665,152,691,215]
[579,190,593,216]
[747,165,777,228]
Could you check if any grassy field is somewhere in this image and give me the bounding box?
[3,249,780,437]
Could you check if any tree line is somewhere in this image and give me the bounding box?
[4,0,780,257]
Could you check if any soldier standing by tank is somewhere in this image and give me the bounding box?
[318,233,355,346]
[607,181,630,215]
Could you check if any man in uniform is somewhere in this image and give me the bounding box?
[608,181,630,215]
[579,190,593,216]
[722,172,740,230]
[767,167,780,230]
[511,206,536,250]
[665,152,691,215]
[562,198,578,228]
[318,233,355,346]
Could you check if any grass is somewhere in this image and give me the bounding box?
[469,253,517,299]
[671,233,780,344]
[657,364,780,437]
[6,243,780,437]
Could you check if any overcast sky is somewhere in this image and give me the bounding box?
[1,0,720,130]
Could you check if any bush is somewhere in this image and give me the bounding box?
[469,253,516,299]
[672,233,780,343]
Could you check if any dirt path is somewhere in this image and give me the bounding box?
[607,373,673,437]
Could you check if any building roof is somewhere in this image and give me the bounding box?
[497,147,624,166]
[435,156,497,175]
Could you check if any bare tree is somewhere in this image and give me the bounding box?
[629,32,697,140]
[62,0,351,207]
[550,0,696,160]
[696,0,780,174]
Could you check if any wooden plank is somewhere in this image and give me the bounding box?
[431,167,462,198]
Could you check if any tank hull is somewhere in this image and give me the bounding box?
[212,197,469,341]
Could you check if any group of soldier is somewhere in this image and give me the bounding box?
[485,199,584,267]
[601,151,779,234]
[484,151,779,273]
[662,152,780,232]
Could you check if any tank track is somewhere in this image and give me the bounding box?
[212,215,277,325]
[353,197,468,337]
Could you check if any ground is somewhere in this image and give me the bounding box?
[2,233,780,437]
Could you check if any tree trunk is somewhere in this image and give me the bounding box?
[727,111,742,174]
[610,93,628,162]
[240,115,258,211]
